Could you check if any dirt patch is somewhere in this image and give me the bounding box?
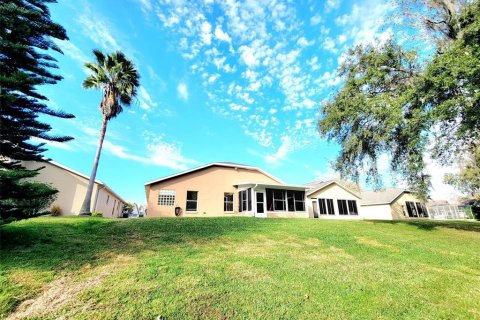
[5,271,110,320]
[355,236,400,252]
[5,254,136,320]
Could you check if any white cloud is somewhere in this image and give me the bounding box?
[214,25,232,43]
[310,14,322,26]
[200,21,212,45]
[265,136,292,164]
[239,45,258,68]
[177,82,189,101]
[77,8,119,51]
[54,40,89,67]
[138,86,157,111]
[31,137,74,151]
[230,103,249,112]
[297,36,314,47]
[322,37,336,52]
[325,0,341,12]
[103,137,197,171]
[336,0,392,45]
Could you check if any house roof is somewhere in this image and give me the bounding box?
[144,162,284,186]
[360,188,409,206]
[236,181,307,190]
[45,161,126,203]
[304,179,361,198]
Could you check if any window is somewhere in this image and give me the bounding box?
[273,189,286,211]
[294,191,305,211]
[337,199,348,215]
[239,189,251,212]
[266,189,304,212]
[347,200,358,215]
[405,201,418,217]
[326,199,335,215]
[415,202,428,217]
[186,191,198,211]
[158,190,175,206]
[318,198,327,215]
[106,195,109,204]
[224,193,234,212]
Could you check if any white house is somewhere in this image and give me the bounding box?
[360,188,429,220]
[23,161,126,217]
[305,180,362,219]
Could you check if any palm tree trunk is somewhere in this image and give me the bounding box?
[79,116,108,215]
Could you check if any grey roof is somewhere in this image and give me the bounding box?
[360,188,409,206]
[304,179,361,198]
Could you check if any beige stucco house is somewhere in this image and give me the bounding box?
[23,161,125,217]
[305,180,362,219]
[360,188,429,220]
[145,162,308,218]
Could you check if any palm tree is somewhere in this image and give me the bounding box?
[79,50,140,215]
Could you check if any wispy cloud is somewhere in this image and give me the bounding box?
[102,136,197,171]
[54,39,89,68]
[138,86,157,111]
[30,137,75,151]
[265,136,292,165]
[77,6,120,51]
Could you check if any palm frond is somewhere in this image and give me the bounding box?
[83,49,140,118]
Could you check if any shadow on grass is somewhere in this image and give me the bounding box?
[0,216,256,273]
[370,219,480,232]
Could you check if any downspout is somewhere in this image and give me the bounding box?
[92,184,106,212]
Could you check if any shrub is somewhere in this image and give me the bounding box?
[92,211,103,217]
[50,205,62,216]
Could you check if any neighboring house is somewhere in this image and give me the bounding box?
[304,180,362,219]
[22,161,125,217]
[360,188,428,220]
[144,162,308,218]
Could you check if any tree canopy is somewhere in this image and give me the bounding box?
[0,0,74,221]
[318,1,479,198]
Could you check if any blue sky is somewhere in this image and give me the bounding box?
[37,0,458,204]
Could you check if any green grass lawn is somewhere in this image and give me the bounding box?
[1,217,479,319]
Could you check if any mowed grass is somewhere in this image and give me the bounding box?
[1,217,480,319]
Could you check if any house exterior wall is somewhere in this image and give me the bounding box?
[22,161,124,217]
[307,184,361,219]
[391,192,427,219]
[360,204,393,220]
[145,166,279,217]
[94,188,124,218]
[360,193,428,220]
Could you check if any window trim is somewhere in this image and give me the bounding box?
[186,191,198,212]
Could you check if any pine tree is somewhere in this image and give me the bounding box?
[0,0,74,221]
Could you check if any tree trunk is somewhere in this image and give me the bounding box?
[79,116,108,215]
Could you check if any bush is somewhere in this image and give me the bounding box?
[50,205,62,216]
[92,211,103,217]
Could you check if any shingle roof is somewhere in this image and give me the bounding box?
[144,162,284,186]
[360,188,408,206]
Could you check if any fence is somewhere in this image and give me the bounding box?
[428,205,472,220]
